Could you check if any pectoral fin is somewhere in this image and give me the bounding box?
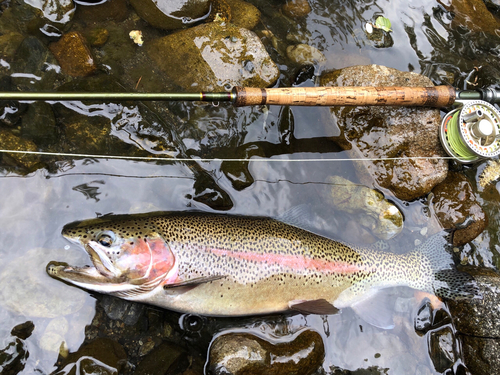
[163,275,225,289]
[289,299,339,315]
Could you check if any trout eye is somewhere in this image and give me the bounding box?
[96,231,115,247]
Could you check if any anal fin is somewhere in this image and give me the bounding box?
[289,299,339,315]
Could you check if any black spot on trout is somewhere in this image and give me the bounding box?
[47,212,480,329]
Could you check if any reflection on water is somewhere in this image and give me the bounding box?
[1,0,500,373]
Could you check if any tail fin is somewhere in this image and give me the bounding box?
[415,230,481,300]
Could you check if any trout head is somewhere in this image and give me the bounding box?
[47,216,175,298]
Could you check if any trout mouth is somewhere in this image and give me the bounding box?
[47,238,122,287]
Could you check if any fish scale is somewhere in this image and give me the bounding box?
[48,211,480,328]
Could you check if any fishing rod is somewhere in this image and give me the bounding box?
[2,85,500,163]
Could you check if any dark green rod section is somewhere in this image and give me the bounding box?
[0,91,235,102]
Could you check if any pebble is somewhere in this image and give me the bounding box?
[282,0,312,18]
[286,43,326,66]
[49,31,96,77]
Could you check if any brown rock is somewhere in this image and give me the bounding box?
[438,0,500,35]
[282,0,312,18]
[320,64,448,201]
[431,171,487,246]
[207,329,324,375]
[0,129,41,170]
[146,22,279,92]
[49,32,96,77]
[447,268,500,374]
[230,0,261,30]
[75,0,129,23]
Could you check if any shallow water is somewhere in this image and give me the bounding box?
[1,0,500,373]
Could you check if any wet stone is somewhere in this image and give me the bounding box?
[429,326,456,373]
[460,336,500,375]
[49,31,96,77]
[447,269,500,374]
[322,175,403,240]
[320,65,448,201]
[101,295,144,326]
[0,129,42,171]
[431,171,487,246]
[129,0,210,30]
[414,301,432,335]
[134,341,187,375]
[24,0,75,24]
[447,268,500,338]
[207,329,324,375]
[0,337,28,374]
[85,27,110,47]
[0,32,24,62]
[55,338,127,374]
[282,0,312,18]
[10,321,35,340]
[221,161,254,191]
[286,43,326,66]
[12,35,59,91]
[439,0,500,35]
[75,0,129,23]
[146,22,279,92]
[20,101,59,147]
[229,0,261,30]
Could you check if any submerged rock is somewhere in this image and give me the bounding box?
[207,329,324,375]
[282,0,312,18]
[323,175,403,240]
[49,31,96,77]
[146,22,279,92]
[0,248,87,318]
[12,36,59,91]
[429,327,457,373]
[438,0,500,35]
[129,0,210,30]
[229,0,261,30]
[320,65,448,201]
[286,43,326,66]
[0,129,42,171]
[55,338,127,374]
[134,341,188,375]
[447,268,500,374]
[430,172,487,246]
[24,0,75,24]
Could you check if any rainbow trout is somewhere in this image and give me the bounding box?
[47,212,479,328]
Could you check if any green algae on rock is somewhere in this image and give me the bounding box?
[146,22,279,92]
[323,175,403,240]
[320,65,448,201]
[229,0,261,30]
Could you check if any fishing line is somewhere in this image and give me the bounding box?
[446,111,477,161]
[0,149,455,162]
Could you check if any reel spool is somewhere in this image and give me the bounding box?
[440,100,500,163]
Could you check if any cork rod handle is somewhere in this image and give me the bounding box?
[232,86,456,107]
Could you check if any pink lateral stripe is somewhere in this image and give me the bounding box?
[207,248,362,274]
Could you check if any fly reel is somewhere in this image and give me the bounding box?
[440,100,500,163]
